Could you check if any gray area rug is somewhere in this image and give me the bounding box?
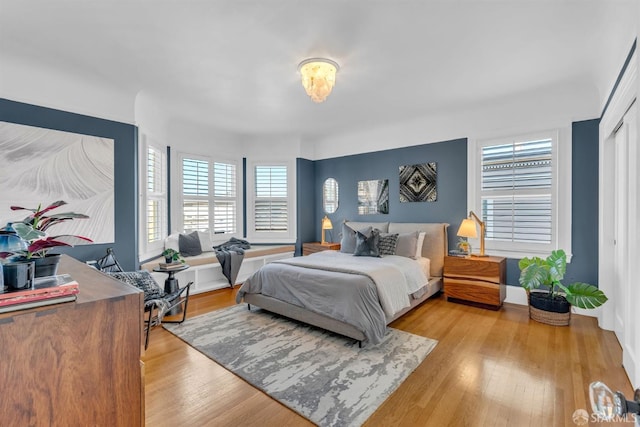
[164,304,437,427]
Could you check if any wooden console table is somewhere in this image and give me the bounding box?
[0,255,144,426]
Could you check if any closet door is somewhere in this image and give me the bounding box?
[613,102,637,384]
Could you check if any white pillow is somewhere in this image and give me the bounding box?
[164,233,180,252]
[197,230,214,253]
[415,232,426,259]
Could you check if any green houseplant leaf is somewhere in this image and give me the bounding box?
[564,282,608,309]
[546,249,567,283]
[518,261,550,291]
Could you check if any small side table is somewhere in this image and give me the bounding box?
[153,264,190,315]
[302,242,341,256]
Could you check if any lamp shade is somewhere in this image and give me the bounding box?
[322,215,333,230]
[298,58,339,103]
[457,218,477,238]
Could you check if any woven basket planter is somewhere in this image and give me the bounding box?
[528,292,571,326]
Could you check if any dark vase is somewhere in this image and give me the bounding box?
[2,260,35,290]
[529,291,571,313]
[33,254,62,278]
[165,256,173,264]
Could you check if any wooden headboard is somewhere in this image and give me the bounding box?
[344,221,449,278]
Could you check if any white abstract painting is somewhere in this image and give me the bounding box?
[0,121,115,244]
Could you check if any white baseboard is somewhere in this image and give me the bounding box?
[505,286,528,306]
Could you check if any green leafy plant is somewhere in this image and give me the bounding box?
[161,248,184,263]
[518,249,607,309]
[1,200,92,259]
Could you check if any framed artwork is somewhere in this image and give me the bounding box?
[399,162,437,202]
[0,121,115,244]
[358,179,389,215]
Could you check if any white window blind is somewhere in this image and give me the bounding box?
[481,138,553,245]
[182,158,209,232]
[254,165,288,232]
[213,162,236,234]
[146,145,166,244]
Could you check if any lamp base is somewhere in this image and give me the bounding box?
[470,253,490,258]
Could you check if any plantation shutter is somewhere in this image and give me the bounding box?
[254,165,288,232]
[182,158,209,231]
[146,146,165,243]
[481,138,553,244]
[213,162,236,234]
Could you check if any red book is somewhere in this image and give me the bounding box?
[0,274,79,306]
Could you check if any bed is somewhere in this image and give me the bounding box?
[235,222,449,345]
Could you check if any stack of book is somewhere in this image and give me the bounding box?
[0,274,79,314]
[158,262,184,270]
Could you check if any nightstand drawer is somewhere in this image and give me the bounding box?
[444,256,505,284]
[444,278,505,307]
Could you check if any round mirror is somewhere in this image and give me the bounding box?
[323,178,339,214]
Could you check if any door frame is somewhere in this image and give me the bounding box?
[599,50,638,388]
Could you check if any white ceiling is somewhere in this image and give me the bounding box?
[0,0,637,140]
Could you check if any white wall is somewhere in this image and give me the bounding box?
[0,51,135,124]
[305,77,598,160]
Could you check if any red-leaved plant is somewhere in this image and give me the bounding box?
[1,200,93,259]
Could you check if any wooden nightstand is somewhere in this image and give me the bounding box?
[443,255,506,310]
[302,242,341,256]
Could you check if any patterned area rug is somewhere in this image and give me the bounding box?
[164,304,437,427]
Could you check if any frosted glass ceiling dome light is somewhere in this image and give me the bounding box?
[297,58,339,103]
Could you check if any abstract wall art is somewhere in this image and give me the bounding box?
[0,121,115,244]
[357,179,389,215]
[399,162,437,202]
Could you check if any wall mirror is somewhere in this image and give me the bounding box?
[323,178,339,214]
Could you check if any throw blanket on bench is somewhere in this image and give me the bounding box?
[215,238,251,286]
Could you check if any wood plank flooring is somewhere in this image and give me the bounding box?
[142,288,633,426]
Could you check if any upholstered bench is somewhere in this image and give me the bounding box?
[141,244,295,295]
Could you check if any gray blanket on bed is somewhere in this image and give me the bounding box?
[236,255,403,344]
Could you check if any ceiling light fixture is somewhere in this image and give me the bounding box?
[297,58,339,103]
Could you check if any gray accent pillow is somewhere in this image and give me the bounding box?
[108,270,164,301]
[378,233,399,256]
[395,231,419,258]
[179,231,202,257]
[340,224,372,254]
[354,228,380,257]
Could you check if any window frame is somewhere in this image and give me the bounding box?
[246,160,297,243]
[177,152,242,240]
[139,135,168,261]
[467,128,572,260]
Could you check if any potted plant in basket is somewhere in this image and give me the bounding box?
[518,249,607,326]
[0,200,93,277]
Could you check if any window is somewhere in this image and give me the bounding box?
[470,129,571,259]
[139,137,167,260]
[182,157,210,232]
[179,155,239,236]
[247,161,296,242]
[213,162,237,234]
[255,165,288,231]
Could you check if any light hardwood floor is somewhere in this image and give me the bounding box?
[143,288,633,426]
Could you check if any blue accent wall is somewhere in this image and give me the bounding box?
[311,125,600,288]
[296,158,316,256]
[0,98,139,270]
[313,138,468,250]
